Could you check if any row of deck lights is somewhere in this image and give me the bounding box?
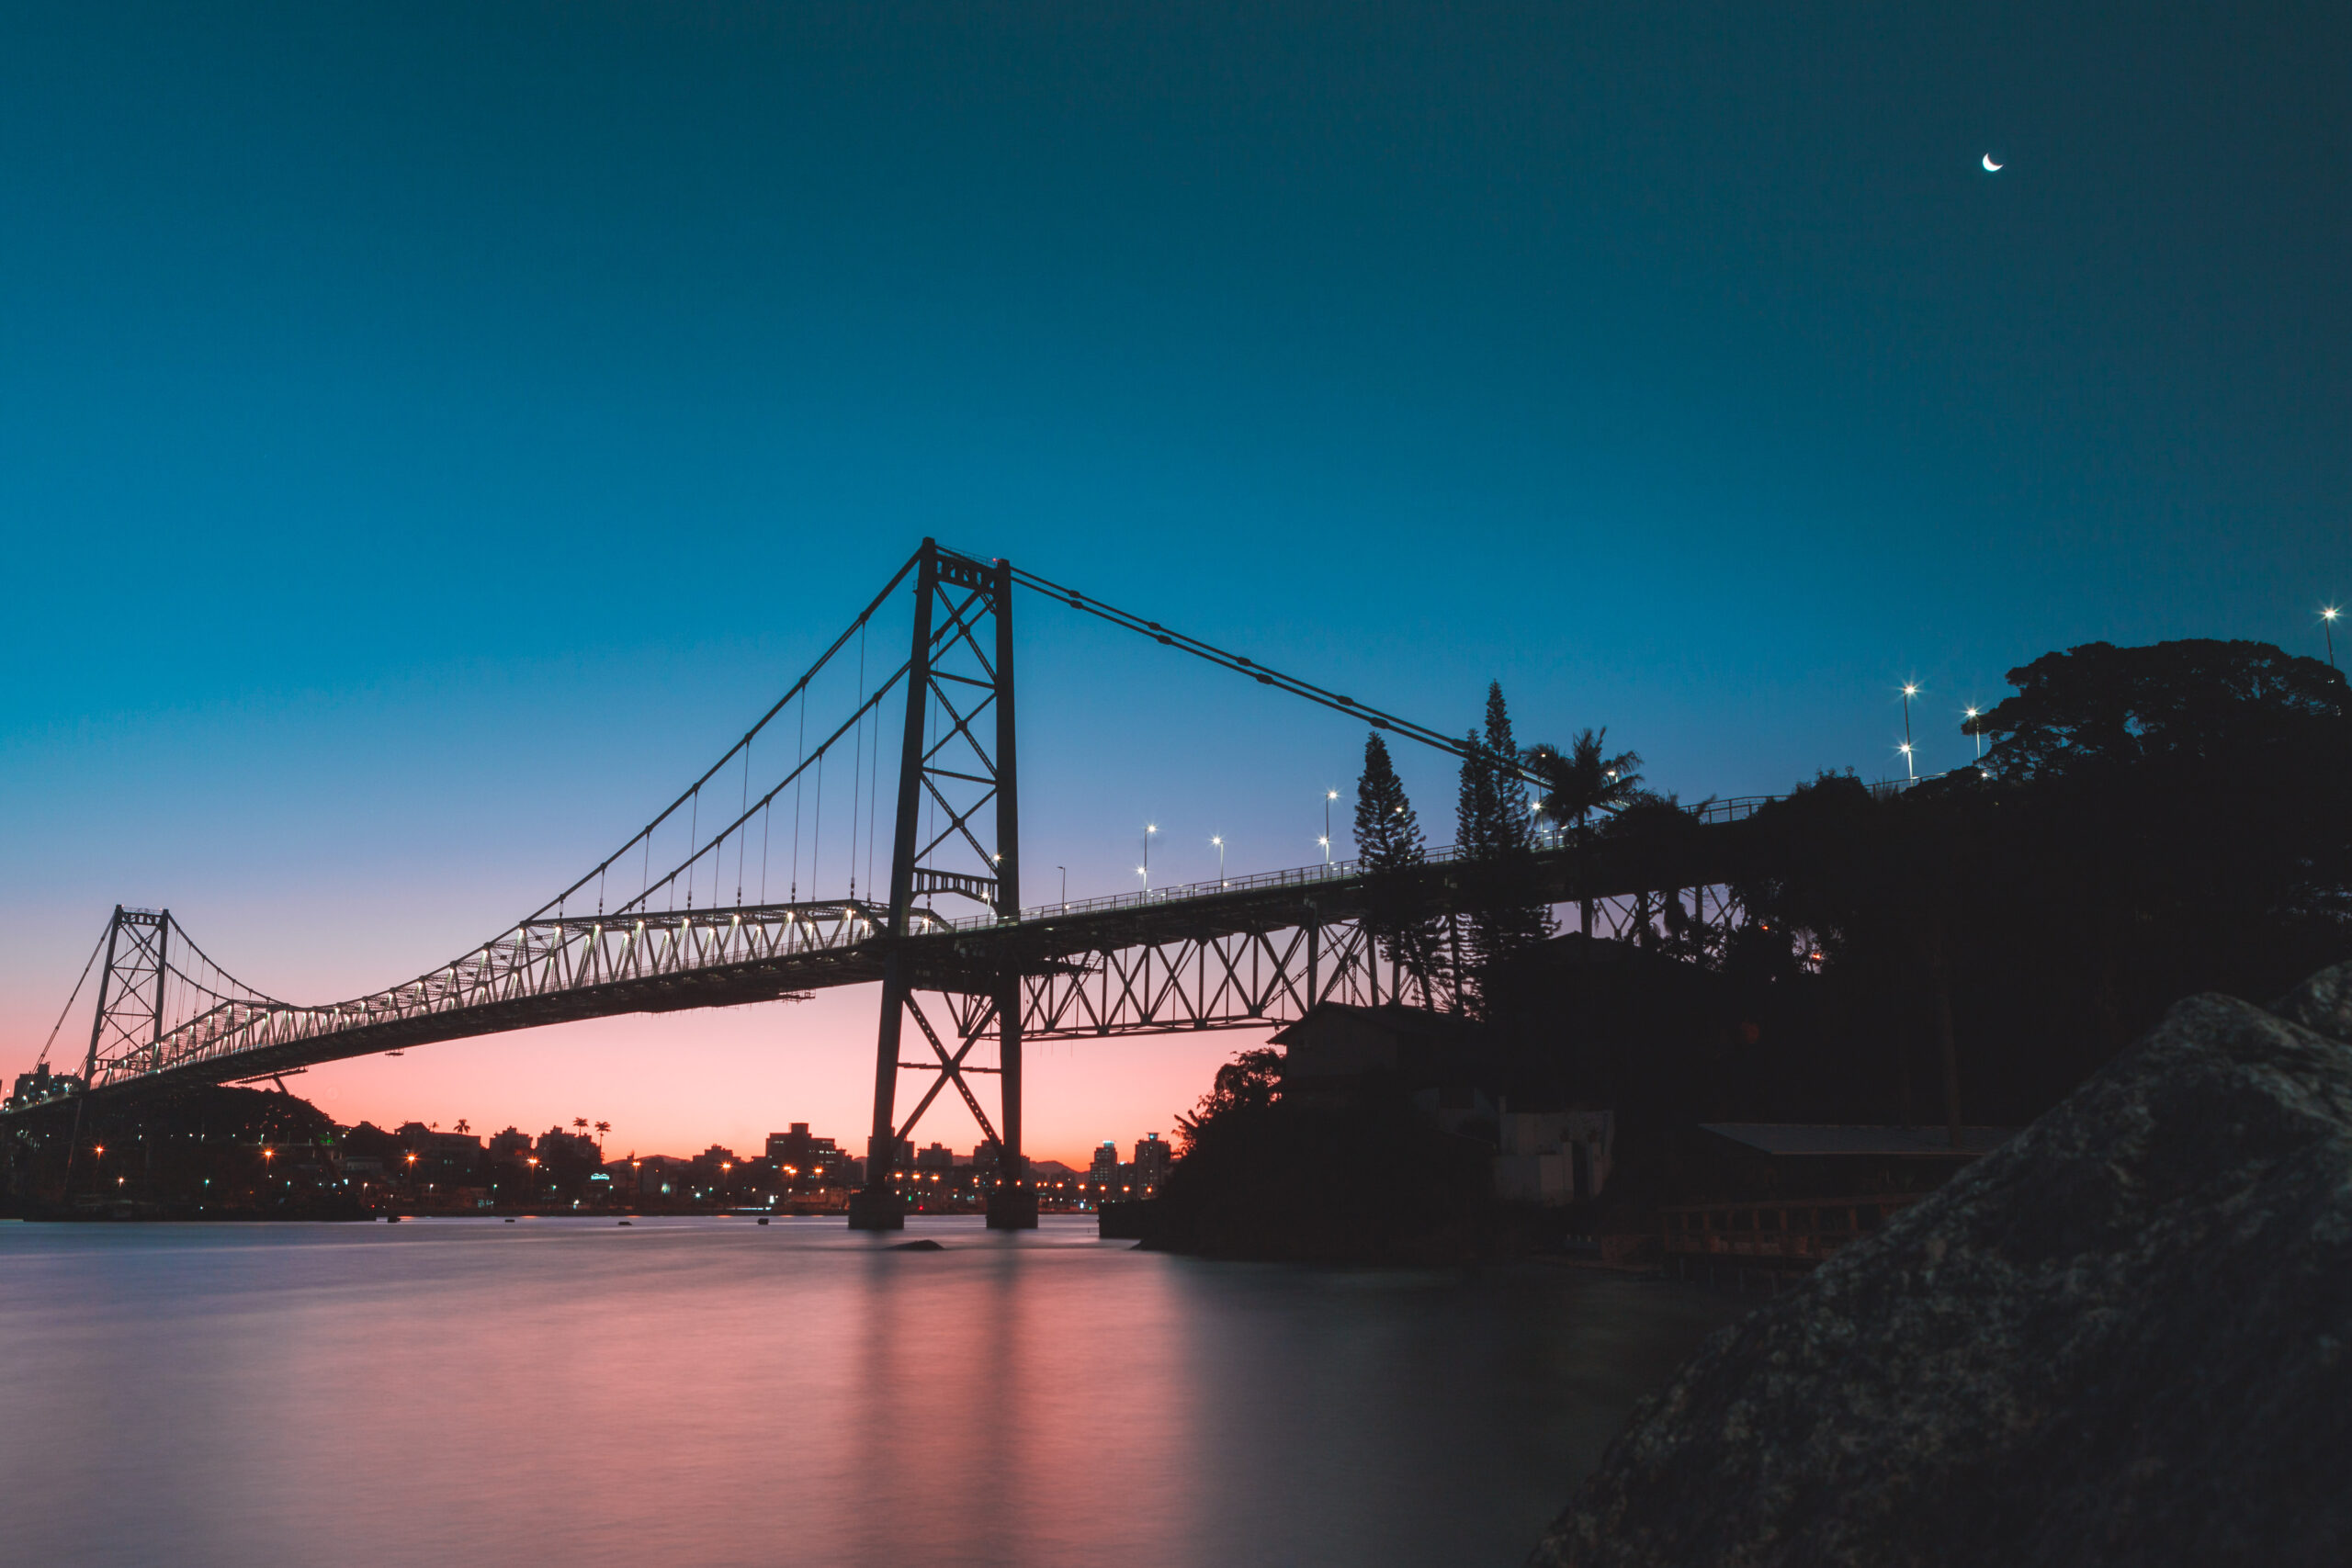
[1132,786,1340,899]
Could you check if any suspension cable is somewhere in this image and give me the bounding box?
[1001,559,1534,779]
[524,545,922,922]
[608,661,910,917]
[35,928,107,1066]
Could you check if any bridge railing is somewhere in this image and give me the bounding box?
[938,792,1806,932]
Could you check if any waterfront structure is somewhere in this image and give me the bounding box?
[24,542,1768,1226]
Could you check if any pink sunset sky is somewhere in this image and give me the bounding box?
[282,988,1263,1170]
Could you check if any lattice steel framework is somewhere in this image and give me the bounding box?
[28,537,1795,1238]
[853,540,1032,1228]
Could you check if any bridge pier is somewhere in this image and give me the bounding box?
[984,966,1035,1229]
[847,1185,905,1231]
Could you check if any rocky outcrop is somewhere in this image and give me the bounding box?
[1531,961,2352,1568]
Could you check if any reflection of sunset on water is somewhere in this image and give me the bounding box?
[1,1218,1733,1567]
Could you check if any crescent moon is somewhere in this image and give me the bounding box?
[1982,153,2003,171]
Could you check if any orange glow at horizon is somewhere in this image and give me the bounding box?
[286,983,1263,1171]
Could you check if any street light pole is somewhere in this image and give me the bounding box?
[1057,865,1067,909]
[2325,606,2341,670]
[1322,789,1337,867]
[1901,683,1919,782]
[1142,824,1156,894]
[1212,836,1225,887]
[1964,706,1983,761]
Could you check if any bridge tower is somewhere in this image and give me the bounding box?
[848,540,1035,1230]
[83,906,173,1086]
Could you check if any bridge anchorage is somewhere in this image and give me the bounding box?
[26,537,1763,1226]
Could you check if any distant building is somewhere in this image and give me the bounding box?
[1131,1134,1171,1193]
[913,1142,956,1175]
[1087,1141,1120,1190]
[6,1064,81,1110]
[767,1124,851,1185]
[396,1123,484,1184]
[630,1155,696,1198]
[536,1126,599,1166]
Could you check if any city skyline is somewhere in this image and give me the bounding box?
[5,5,2343,1162]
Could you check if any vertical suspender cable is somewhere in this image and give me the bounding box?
[791,698,806,901]
[849,620,867,898]
[737,737,751,906]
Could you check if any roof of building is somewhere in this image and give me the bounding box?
[1698,1123,2019,1156]
[1267,1001,1487,1047]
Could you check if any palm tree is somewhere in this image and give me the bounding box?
[453,1119,470,1135]
[1525,728,1645,936]
[594,1121,611,1156]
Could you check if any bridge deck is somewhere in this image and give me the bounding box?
[54,823,1756,1100]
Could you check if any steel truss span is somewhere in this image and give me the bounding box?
[52,852,1746,1095]
[26,536,1774,1234]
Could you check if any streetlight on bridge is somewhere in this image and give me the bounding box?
[1212,835,1225,887]
[1900,683,1919,781]
[2324,605,2341,670]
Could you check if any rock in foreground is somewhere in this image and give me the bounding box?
[1532,961,2352,1568]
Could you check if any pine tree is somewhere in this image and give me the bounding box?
[1353,732,1440,1003]
[1453,682,1552,1016]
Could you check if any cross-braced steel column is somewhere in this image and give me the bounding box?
[848,545,939,1230]
[850,541,1027,1229]
[985,555,1035,1228]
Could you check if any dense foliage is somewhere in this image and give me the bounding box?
[1736,639,2352,1122]
[1157,1050,1499,1262]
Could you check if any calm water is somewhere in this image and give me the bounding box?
[0,1216,1736,1567]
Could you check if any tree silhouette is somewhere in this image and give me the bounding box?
[1731,639,2352,1138]
[1174,1048,1283,1153]
[1525,727,1644,936]
[1454,683,1551,1016]
[1353,732,1442,1005]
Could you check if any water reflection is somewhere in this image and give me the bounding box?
[0,1217,1734,1567]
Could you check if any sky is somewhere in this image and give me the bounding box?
[3,1,2346,1167]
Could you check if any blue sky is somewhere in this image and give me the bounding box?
[3,2,2344,1156]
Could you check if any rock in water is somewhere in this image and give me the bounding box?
[1531,962,2352,1568]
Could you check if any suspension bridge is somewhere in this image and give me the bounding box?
[16,540,1764,1228]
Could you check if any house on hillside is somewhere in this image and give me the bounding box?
[1494,1110,1616,1206]
[1272,1003,1491,1102]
